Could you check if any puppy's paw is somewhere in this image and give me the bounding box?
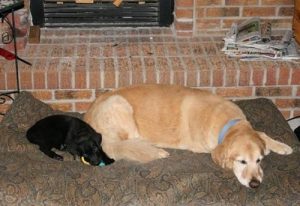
[275,143,293,155]
[53,154,64,161]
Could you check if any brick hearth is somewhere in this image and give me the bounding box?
[0,27,300,120]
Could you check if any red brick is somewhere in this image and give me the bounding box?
[75,102,92,112]
[212,69,224,87]
[6,70,17,90]
[243,7,276,17]
[128,44,140,57]
[275,99,300,108]
[252,68,265,86]
[239,62,251,86]
[278,63,290,85]
[176,0,194,7]
[216,87,253,97]
[119,69,131,87]
[20,69,32,89]
[76,45,88,58]
[196,19,221,30]
[104,70,116,88]
[47,70,59,89]
[157,57,170,84]
[174,20,193,31]
[33,70,46,89]
[75,58,87,70]
[200,69,211,86]
[255,87,292,96]
[118,58,131,87]
[175,8,193,19]
[206,8,240,17]
[265,66,277,86]
[55,90,92,100]
[158,70,171,84]
[0,71,5,90]
[186,69,198,87]
[291,69,300,84]
[196,8,205,18]
[60,70,72,89]
[63,45,76,57]
[102,45,114,57]
[50,45,63,57]
[89,69,101,89]
[261,0,293,5]
[31,91,52,100]
[182,57,198,70]
[222,19,244,29]
[89,45,101,57]
[225,0,258,5]
[173,69,186,85]
[116,45,128,57]
[278,7,294,16]
[144,57,157,84]
[49,102,72,112]
[75,70,87,89]
[141,44,153,56]
[196,0,222,6]
[131,57,144,85]
[176,31,193,37]
[225,69,237,86]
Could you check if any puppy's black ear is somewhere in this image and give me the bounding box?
[96,133,102,143]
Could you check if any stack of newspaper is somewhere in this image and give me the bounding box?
[222,17,300,61]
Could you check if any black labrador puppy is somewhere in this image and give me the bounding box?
[26,114,114,166]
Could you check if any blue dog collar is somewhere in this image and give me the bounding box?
[218,119,241,144]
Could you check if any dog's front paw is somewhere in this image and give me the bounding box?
[276,143,293,155]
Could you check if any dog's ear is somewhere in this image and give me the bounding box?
[211,144,233,169]
[257,132,293,155]
[97,133,102,143]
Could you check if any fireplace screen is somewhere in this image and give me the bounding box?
[31,0,174,27]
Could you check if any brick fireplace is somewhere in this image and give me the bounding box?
[0,0,299,120]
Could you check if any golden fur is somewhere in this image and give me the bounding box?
[84,84,293,188]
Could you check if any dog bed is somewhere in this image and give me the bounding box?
[0,92,299,205]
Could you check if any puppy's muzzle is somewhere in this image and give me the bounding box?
[249,178,260,188]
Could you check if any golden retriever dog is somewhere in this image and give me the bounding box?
[84,84,293,188]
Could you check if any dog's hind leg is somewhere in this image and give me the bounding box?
[103,139,169,163]
[85,95,169,162]
[87,95,140,142]
[39,146,64,161]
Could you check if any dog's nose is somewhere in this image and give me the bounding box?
[249,178,260,188]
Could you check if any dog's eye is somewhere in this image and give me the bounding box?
[239,160,247,164]
[256,159,261,163]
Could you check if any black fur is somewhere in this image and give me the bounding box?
[295,126,300,141]
[26,115,114,166]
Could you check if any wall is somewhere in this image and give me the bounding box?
[175,0,294,36]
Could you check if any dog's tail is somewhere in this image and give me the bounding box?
[102,138,169,163]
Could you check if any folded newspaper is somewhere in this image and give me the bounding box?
[222,17,300,61]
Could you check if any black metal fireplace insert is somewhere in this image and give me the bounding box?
[30,0,174,27]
